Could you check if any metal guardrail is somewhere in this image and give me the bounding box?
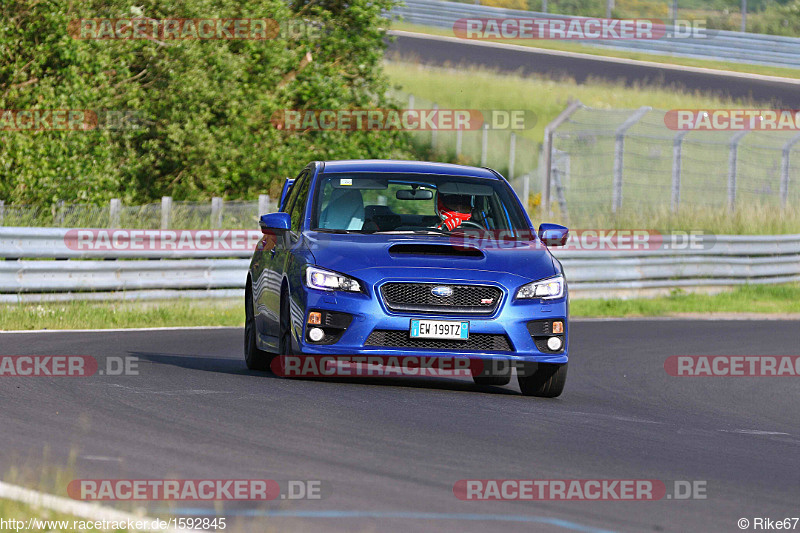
[0,227,260,259]
[1,227,799,301]
[0,259,248,293]
[388,0,800,69]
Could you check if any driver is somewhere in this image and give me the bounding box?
[436,191,474,231]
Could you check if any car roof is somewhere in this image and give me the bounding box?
[318,159,500,179]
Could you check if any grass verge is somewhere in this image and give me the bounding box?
[571,283,800,317]
[1,285,799,330]
[0,500,130,532]
[386,60,754,148]
[0,298,243,331]
[390,22,800,81]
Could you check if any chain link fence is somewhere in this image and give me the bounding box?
[544,104,800,228]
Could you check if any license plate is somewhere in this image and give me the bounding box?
[410,319,469,340]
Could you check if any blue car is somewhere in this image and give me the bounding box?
[244,160,570,397]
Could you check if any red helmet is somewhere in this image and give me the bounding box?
[436,192,473,217]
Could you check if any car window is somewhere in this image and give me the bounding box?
[288,171,312,232]
[281,170,308,215]
[312,173,528,236]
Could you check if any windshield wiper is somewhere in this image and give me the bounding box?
[371,229,449,236]
[314,228,355,234]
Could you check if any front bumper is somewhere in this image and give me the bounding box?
[292,282,569,364]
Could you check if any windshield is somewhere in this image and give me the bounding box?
[311,172,530,237]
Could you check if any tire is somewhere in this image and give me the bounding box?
[244,283,274,371]
[517,362,567,397]
[471,359,512,386]
[278,289,295,356]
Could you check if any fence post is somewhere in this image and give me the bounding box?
[508,133,516,180]
[480,123,488,167]
[781,133,800,208]
[431,103,438,150]
[612,106,651,213]
[161,196,172,229]
[53,200,65,226]
[522,170,530,214]
[0,200,4,226]
[211,197,223,228]
[109,198,121,228]
[741,0,747,32]
[542,100,582,217]
[258,194,271,215]
[552,150,570,222]
[728,131,748,212]
[671,131,689,212]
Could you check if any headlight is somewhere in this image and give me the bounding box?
[516,275,564,300]
[306,266,362,292]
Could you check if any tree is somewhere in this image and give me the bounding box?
[0,0,410,204]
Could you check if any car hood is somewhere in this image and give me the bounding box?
[304,232,556,286]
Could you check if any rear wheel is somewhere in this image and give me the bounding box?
[517,362,567,397]
[471,359,512,386]
[244,284,274,371]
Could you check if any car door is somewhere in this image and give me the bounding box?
[259,168,312,343]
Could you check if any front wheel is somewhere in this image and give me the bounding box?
[517,362,567,397]
[279,290,295,356]
[244,284,274,371]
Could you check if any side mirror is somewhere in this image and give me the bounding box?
[538,223,569,247]
[260,212,291,234]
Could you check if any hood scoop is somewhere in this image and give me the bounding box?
[388,243,484,258]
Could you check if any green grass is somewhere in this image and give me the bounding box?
[391,21,800,81]
[386,60,754,147]
[571,283,800,316]
[0,298,243,331]
[553,203,800,235]
[0,500,126,532]
[1,287,798,329]
[0,458,111,531]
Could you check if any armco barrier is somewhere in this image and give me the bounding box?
[1,227,799,301]
[388,0,800,69]
[0,227,261,259]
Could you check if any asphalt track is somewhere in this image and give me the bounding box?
[386,31,800,108]
[2,320,799,532]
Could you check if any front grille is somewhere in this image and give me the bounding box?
[380,283,502,315]
[365,329,512,352]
